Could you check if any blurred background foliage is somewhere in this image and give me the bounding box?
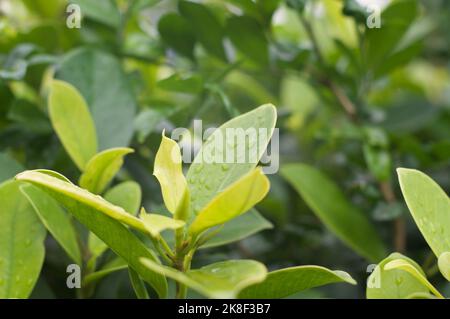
[0,0,449,298]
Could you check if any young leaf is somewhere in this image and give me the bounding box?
[187,104,277,214]
[281,163,386,262]
[16,170,146,232]
[70,0,121,28]
[79,147,134,194]
[128,268,150,299]
[366,253,429,299]
[189,168,270,236]
[20,184,81,265]
[200,209,273,249]
[141,259,267,299]
[140,210,185,238]
[0,180,46,298]
[57,48,136,149]
[239,265,356,299]
[384,259,444,298]
[438,252,450,281]
[48,80,97,171]
[226,16,269,65]
[397,168,450,257]
[15,171,168,298]
[153,134,189,216]
[178,0,226,60]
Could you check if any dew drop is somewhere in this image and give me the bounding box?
[221,164,229,171]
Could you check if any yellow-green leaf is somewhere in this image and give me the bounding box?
[239,265,356,299]
[141,258,267,299]
[48,80,97,171]
[140,210,185,238]
[366,253,429,299]
[79,147,133,194]
[0,180,46,298]
[154,133,189,217]
[384,259,444,299]
[189,168,270,236]
[397,168,450,257]
[15,170,168,298]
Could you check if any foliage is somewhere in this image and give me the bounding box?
[0,0,449,299]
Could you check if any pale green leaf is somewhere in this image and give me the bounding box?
[281,163,386,262]
[154,134,189,215]
[438,252,450,281]
[190,168,270,236]
[397,168,450,257]
[140,210,185,238]
[384,259,444,298]
[200,209,273,249]
[239,265,356,299]
[128,268,150,299]
[187,104,276,215]
[141,258,267,299]
[366,253,429,299]
[20,184,81,265]
[15,170,168,298]
[0,180,46,298]
[79,147,134,194]
[48,80,97,171]
[70,0,120,28]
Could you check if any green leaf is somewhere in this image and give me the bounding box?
[239,265,356,298]
[15,171,168,298]
[187,103,277,214]
[48,80,98,171]
[363,145,392,182]
[226,16,269,65]
[281,163,386,262]
[158,13,196,59]
[365,0,418,72]
[70,0,120,28]
[153,134,189,216]
[438,252,450,281]
[179,1,226,60]
[141,259,267,298]
[20,184,81,265]
[88,181,142,259]
[200,209,273,249]
[0,180,46,298]
[57,48,136,149]
[140,211,185,238]
[384,259,444,298]
[79,147,134,194]
[104,181,142,215]
[366,253,429,299]
[397,168,450,257]
[16,170,146,232]
[190,168,270,236]
[157,74,204,94]
[128,268,150,299]
[0,152,23,183]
